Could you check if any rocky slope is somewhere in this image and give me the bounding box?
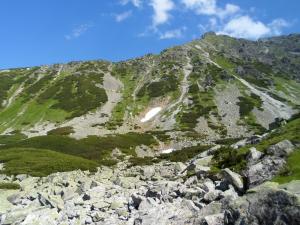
[0,138,299,225]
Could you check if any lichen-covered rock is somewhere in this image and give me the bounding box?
[224,181,300,225]
[267,140,295,157]
[222,168,244,193]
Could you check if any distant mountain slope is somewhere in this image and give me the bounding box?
[0,33,299,146]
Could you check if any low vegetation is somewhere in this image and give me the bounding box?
[0,133,157,163]
[212,116,300,173]
[38,72,107,119]
[0,182,21,190]
[0,132,27,145]
[212,146,249,173]
[0,148,98,177]
[47,126,74,136]
[273,149,300,184]
[128,145,211,167]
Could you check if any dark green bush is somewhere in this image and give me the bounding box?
[0,182,21,190]
[47,126,74,136]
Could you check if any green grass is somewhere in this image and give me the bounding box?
[177,87,218,130]
[0,64,109,132]
[0,133,27,145]
[106,65,137,129]
[236,93,266,134]
[1,133,157,161]
[38,72,107,119]
[273,149,300,184]
[255,116,300,152]
[0,99,69,133]
[0,182,21,190]
[0,148,98,177]
[47,126,74,136]
[215,137,244,145]
[128,145,211,167]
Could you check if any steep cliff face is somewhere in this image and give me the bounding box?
[0,33,299,143]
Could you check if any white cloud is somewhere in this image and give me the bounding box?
[150,0,175,27]
[269,18,290,36]
[115,11,132,22]
[181,0,239,19]
[65,24,93,40]
[120,0,142,8]
[218,16,270,39]
[218,4,240,19]
[160,27,186,39]
[218,16,291,40]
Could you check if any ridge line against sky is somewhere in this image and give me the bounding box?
[0,0,299,69]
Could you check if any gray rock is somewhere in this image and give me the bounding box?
[200,202,223,217]
[16,174,28,182]
[222,168,244,192]
[201,179,216,192]
[183,187,205,200]
[141,166,155,180]
[37,192,64,210]
[1,206,44,225]
[267,140,295,157]
[246,147,262,162]
[224,182,300,225]
[201,213,224,225]
[244,156,285,188]
[129,193,143,210]
[20,208,59,225]
[203,190,222,203]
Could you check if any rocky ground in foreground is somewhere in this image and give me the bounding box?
[0,139,299,225]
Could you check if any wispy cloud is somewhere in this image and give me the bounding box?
[181,0,240,19]
[65,23,93,40]
[160,27,186,39]
[150,0,175,27]
[115,11,132,22]
[120,0,142,8]
[269,19,291,36]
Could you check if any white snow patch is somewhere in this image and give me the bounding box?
[161,148,175,154]
[140,107,162,123]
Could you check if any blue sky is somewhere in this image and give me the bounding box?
[0,0,299,69]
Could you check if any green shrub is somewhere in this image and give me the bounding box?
[47,126,74,136]
[212,147,249,172]
[0,182,21,190]
[1,133,157,161]
[215,137,243,145]
[237,96,255,117]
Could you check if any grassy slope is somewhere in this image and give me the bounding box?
[0,133,158,171]
[0,148,98,177]
[0,63,109,132]
[273,149,300,184]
